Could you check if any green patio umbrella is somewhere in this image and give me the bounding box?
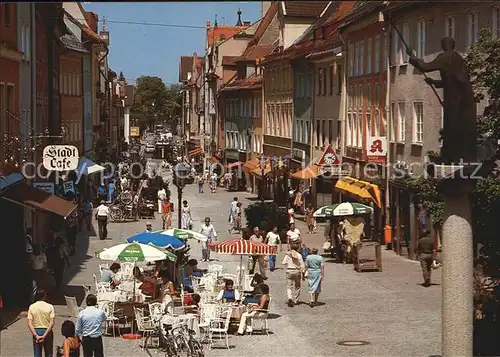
[313,202,373,218]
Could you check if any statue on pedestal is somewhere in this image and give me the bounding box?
[408,37,477,165]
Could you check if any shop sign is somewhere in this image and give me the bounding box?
[130,126,140,137]
[317,145,341,166]
[33,182,55,194]
[317,164,351,177]
[366,136,387,163]
[292,148,305,160]
[42,145,79,171]
[62,181,75,194]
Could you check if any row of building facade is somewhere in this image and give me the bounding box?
[0,3,135,309]
[178,1,499,258]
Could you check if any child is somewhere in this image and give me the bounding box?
[300,244,310,263]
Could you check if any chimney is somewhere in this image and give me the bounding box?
[236,9,243,26]
[243,21,251,26]
[206,20,211,28]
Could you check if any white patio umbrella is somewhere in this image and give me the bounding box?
[160,228,208,242]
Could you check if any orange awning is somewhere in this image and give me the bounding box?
[291,165,319,180]
[334,177,382,208]
[188,147,202,156]
[225,161,243,169]
[242,158,259,173]
[208,156,220,164]
[252,165,272,176]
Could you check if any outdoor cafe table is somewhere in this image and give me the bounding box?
[219,303,246,320]
[161,313,201,339]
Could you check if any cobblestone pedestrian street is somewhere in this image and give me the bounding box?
[1,181,442,357]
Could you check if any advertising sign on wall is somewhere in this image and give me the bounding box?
[42,145,79,171]
[130,127,140,137]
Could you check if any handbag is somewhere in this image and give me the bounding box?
[56,346,63,357]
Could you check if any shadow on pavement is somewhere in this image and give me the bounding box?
[50,284,90,307]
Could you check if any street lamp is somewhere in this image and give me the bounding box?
[172,162,190,228]
[259,156,266,202]
[278,156,289,208]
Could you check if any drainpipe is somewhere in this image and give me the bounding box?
[383,13,392,248]
[339,29,348,204]
[29,2,37,233]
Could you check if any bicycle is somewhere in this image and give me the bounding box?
[144,323,204,357]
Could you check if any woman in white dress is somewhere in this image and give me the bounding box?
[181,200,192,230]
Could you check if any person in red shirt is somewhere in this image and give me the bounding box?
[161,198,172,229]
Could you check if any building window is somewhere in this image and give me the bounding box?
[374,110,380,137]
[366,84,372,110]
[323,119,328,146]
[466,11,479,48]
[374,83,379,108]
[322,67,327,95]
[337,64,342,94]
[357,111,362,148]
[348,43,354,77]
[398,101,406,142]
[390,102,396,141]
[346,114,352,147]
[329,65,335,95]
[317,68,323,95]
[359,40,365,75]
[366,112,372,138]
[383,33,388,70]
[358,84,363,109]
[367,38,372,74]
[329,120,334,146]
[374,35,380,73]
[20,24,31,59]
[354,42,359,76]
[402,23,410,63]
[493,7,500,39]
[393,26,400,65]
[445,15,456,38]
[413,102,424,144]
[417,19,426,58]
[316,119,321,146]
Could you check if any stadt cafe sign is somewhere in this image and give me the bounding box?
[42,145,79,171]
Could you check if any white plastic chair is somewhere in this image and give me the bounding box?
[96,282,111,295]
[64,296,82,320]
[207,264,223,276]
[98,301,122,337]
[148,302,163,324]
[133,307,156,349]
[120,262,135,280]
[250,296,271,335]
[98,263,109,278]
[198,303,219,342]
[220,273,238,282]
[243,274,255,292]
[208,309,232,350]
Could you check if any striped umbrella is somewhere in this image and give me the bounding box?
[208,239,277,256]
[313,202,373,218]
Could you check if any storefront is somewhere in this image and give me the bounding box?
[242,158,259,194]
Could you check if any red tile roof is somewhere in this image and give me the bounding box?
[283,1,331,17]
[220,74,262,92]
[239,44,274,62]
[246,2,279,48]
[64,9,104,44]
[222,56,240,66]
[207,25,248,47]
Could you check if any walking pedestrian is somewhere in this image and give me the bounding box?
[195,173,204,194]
[286,222,301,248]
[76,294,106,357]
[210,172,218,193]
[200,217,217,262]
[249,227,266,278]
[157,186,167,214]
[305,247,324,307]
[282,243,305,307]
[161,198,172,230]
[95,201,109,240]
[305,204,315,234]
[82,199,93,232]
[46,234,70,291]
[181,200,192,230]
[27,289,55,357]
[416,229,436,287]
[65,219,78,256]
[97,184,106,203]
[107,180,116,202]
[265,226,280,272]
[228,197,238,233]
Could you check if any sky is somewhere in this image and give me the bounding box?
[83,1,261,86]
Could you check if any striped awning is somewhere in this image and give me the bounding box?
[188,147,202,156]
[208,238,277,255]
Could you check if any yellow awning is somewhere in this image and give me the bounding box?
[291,165,319,180]
[334,177,382,208]
[242,158,259,173]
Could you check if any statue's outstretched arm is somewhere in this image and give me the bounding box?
[409,53,444,73]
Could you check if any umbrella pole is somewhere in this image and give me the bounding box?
[239,255,243,289]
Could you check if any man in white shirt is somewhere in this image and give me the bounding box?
[95,201,110,240]
[266,226,280,272]
[282,244,305,307]
[157,187,166,214]
[200,217,217,262]
[250,227,266,278]
[228,197,238,233]
[286,222,301,248]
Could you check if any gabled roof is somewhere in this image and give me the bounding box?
[63,9,104,44]
[222,56,240,66]
[239,44,274,62]
[60,31,89,53]
[207,25,248,47]
[247,2,279,47]
[220,73,262,92]
[282,1,331,18]
[179,56,194,83]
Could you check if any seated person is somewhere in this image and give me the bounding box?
[183,293,201,313]
[101,263,121,288]
[216,279,241,303]
[159,270,176,314]
[244,273,265,304]
[183,259,205,287]
[134,266,158,298]
[237,283,271,335]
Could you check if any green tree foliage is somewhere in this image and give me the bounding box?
[244,202,289,233]
[131,76,182,129]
